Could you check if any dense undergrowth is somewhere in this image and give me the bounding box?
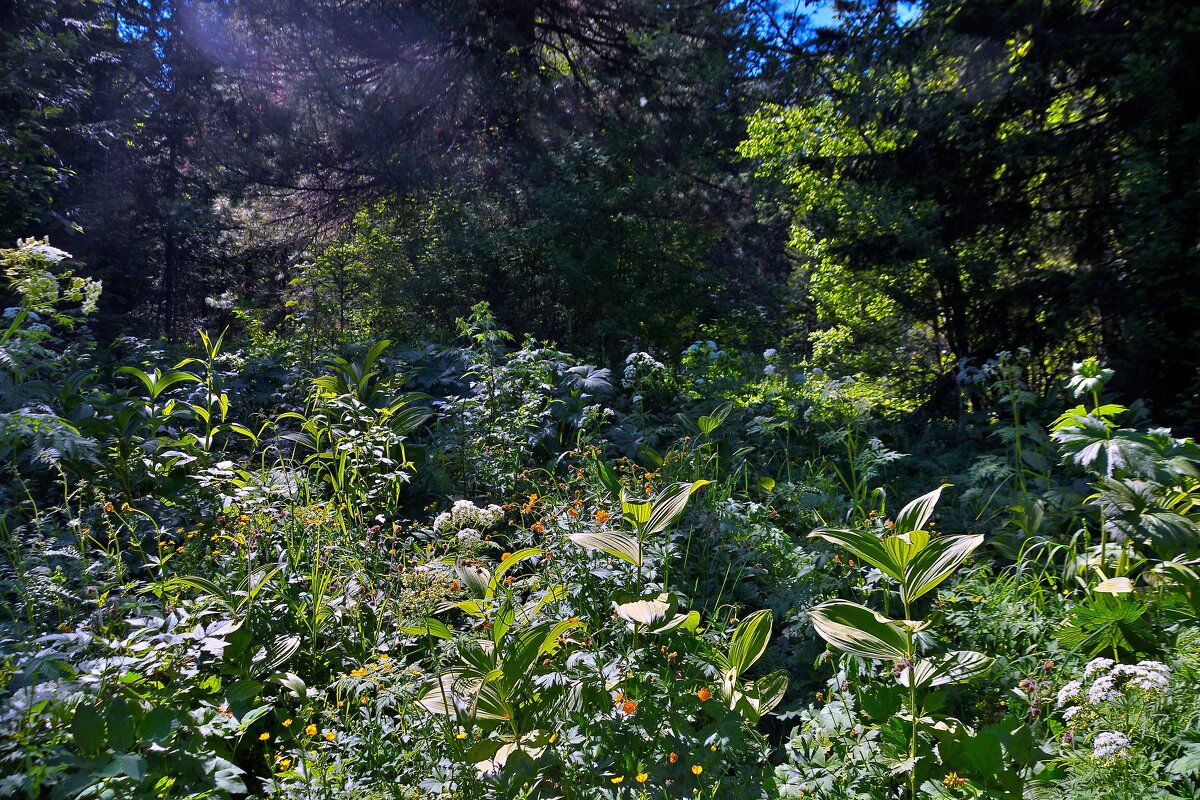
[2,240,1199,800]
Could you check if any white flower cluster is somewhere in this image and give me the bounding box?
[1092,731,1130,760]
[1057,658,1172,718]
[432,500,504,534]
[1111,660,1170,691]
[1057,679,1082,706]
[16,237,71,264]
[622,351,666,386]
[1088,676,1119,704]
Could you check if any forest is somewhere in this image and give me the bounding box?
[2,0,1200,798]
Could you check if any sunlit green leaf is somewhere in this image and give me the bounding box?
[567,531,641,566]
[809,600,911,660]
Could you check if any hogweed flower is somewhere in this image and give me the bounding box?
[1087,676,1118,705]
[1092,731,1130,760]
[1057,679,1082,705]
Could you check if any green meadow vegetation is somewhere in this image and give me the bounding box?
[2,1,1200,798]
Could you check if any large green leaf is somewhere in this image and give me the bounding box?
[539,618,585,655]
[645,480,710,536]
[753,670,789,717]
[567,531,641,566]
[399,618,454,640]
[894,485,947,536]
[71,703,104,755]
[455,561,492,599]
[698,401,732,435]
[500,624,551,689]
[882,529,930,572]
[593,457,624,497]
[728,609,772,677]
[489,548,544,590]
[417,674,461,716]
[649,610,701,634]
[621,498,652,528]
[729,668,788,722]
[809,600,912,660]
[614,592,677,626]
[900,534,984,605]
[898,651,994,689]
[809,527,903,581]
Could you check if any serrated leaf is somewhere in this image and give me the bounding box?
[139,706,175,742]
[106,696,133,751]
[104,753,147,781]
[209,756,246,793]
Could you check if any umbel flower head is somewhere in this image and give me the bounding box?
[1092,731,1130,760]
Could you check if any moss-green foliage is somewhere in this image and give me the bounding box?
[3,257,1200,799]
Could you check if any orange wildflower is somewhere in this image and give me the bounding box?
[697,687,712,701]
[596,509,610,523]
[621,700,637,715]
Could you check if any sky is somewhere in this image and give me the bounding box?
[788,1,922,29]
